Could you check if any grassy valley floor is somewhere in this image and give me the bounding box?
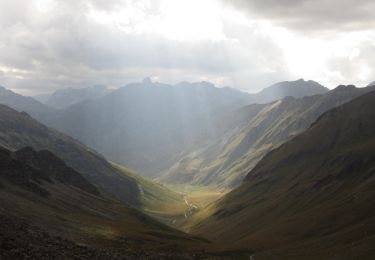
[112,162,228,231]
[164,184,228,231]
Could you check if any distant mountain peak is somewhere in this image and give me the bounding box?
[0,85,53,117]
[45,85,111,109]
[91,84,107,90]
[0,85,11,92]
[142,77,153,85]
[251,79,328,104]
[199,81,215,88]
[262,79,326,91]
[333,84,357,92]
[176,81,215,89]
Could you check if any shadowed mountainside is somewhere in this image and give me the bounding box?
[188,90,375,259]
[0,146,99,196]
[0,86,55,118]
[0,104,184,211]
[0,146,214,258]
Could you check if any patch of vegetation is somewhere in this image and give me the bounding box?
[112,162,188,222]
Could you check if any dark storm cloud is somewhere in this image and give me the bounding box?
[223,0,375,32]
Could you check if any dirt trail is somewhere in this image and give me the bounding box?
[183,195,199,219]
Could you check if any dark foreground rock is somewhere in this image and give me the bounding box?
[0,214,233,260]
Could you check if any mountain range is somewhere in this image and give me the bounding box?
[44,85,111,109]
[0,86,54,119]
[20,78,327,179]
[1,78,374,259]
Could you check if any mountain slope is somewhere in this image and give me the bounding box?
[1,146,100,196]
[0,146,208,258]
[250,78,328,104]
[0,86,54,118]
[33,93,51,103]
[188,90,375,259]
[0,104,184,211]
[161,85,375,188]
[45,85,111,109]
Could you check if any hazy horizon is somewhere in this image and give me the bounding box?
[2,77,373,98]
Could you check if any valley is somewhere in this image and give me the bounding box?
[1,1,374,258]
[0,79,375,259]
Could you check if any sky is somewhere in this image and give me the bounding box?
[0,0,374,95]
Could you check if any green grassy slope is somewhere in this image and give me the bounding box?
[187,90,375,259]
[0,146,208,256]
[161,85,375,189]
[112,163,187,222]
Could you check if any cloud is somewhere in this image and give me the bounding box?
[325,38,375,86]
[0,0,374,95]
[222,0,375,33]
[0,0,291,94]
